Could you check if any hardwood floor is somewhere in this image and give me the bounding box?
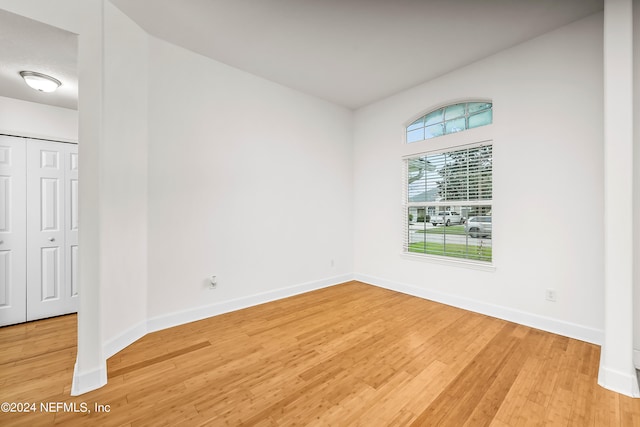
[1,281,639,426]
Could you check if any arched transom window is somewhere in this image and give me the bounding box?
[406,101,492,143]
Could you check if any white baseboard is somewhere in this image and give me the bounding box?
[147,274,353,334]
[354,273,604,345]
[70,360,107,396]
[80,272,616,397]
[91,274,352,394]
[598,365,640,397]
[103,320,148,359]
[101,274,353,361]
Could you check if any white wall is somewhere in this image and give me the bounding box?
[146,37,353,320]
[353,13,604,343]
[0,95,77,141]
[100,2,148,351]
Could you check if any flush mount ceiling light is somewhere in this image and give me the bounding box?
[19,71,62,93]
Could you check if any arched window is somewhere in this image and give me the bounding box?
[403,100,493,265]
[406,101,492,143]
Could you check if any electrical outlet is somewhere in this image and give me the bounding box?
[209,276,217,289]
[545,289,556,302]
[330,259,335,268]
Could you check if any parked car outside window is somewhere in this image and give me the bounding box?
[431,211,464,226]
[464,216,492,238]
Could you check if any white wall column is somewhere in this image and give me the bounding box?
[71,0,107,395]
[635,0,640,376]
[599,0,638,397]
[0,0,108,395]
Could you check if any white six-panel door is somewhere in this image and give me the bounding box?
[0,135,27,326]
[66,148,79,312]
[26,139,78,321]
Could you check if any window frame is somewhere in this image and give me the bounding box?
[403,99,493,146]
[401,100,495,270]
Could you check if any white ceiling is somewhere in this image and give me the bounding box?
[110,0,603,109]
[0,9,77,110]
[0,1,603,111]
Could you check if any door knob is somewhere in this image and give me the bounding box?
[49,237,55,242]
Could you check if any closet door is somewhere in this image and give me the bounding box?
[65,146,79,310]
[0,136,27,326]
[26,140,78,321]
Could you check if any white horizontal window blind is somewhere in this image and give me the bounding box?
[404,144,493,262]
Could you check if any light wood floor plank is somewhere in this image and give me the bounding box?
[1,281,639,426]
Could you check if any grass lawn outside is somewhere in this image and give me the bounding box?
[414,225,467,235]
[408,241,492,262]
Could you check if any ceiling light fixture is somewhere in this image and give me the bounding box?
[19,71,62,93]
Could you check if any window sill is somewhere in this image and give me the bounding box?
[400,252,496,272]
